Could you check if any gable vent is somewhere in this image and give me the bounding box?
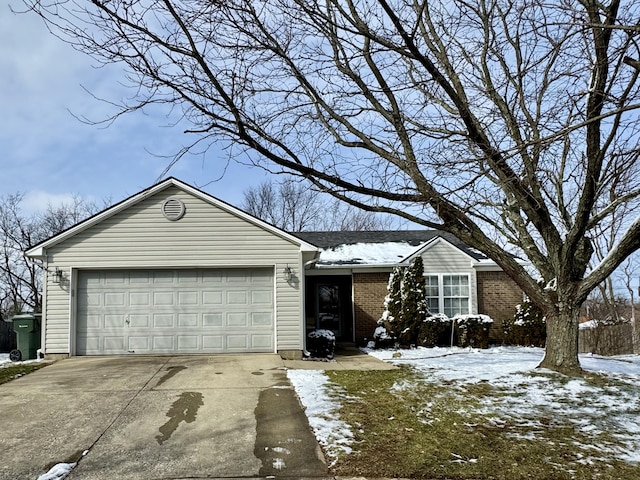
[161,198,186,221]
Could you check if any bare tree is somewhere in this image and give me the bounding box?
[0,193,103,319]
[243,179,396,231]
[23,0,640,374]
[621,256,640,353]
[243,179,323,231]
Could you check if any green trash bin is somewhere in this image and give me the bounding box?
[10,313,42,361]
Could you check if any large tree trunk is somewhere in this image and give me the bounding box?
[538,308,582,375]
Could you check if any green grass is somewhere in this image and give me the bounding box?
[0,362,49,385]
[325,367,640,480]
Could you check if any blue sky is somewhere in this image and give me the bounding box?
[1,6,265,214]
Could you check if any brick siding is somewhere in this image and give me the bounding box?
[476,271,524,342]
[353,272,389,344]
[352,270,523,345]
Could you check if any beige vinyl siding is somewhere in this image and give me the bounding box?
[43,186,304,354]
[418,239,478,315]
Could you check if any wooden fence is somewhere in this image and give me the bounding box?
[578,322,637,356]
[0,320,17,353]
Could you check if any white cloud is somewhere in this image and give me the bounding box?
[20,191,85,215]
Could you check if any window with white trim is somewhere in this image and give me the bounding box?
[425,275,440,313]
[424,274,471,317]
[443,275,470,317]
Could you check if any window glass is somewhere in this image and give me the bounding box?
[425,275,439,313]
[444,297,469,317]
[442,275,470,316]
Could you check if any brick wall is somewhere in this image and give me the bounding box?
[353,270,523,345]
[353,272,389,344]
[476,271,524,342]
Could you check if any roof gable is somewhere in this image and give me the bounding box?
[26,177,317,257]
[400,235,481,264]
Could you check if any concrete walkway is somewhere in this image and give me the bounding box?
[0,349,393,480]
[283,345,398,371]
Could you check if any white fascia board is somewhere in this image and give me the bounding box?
[26,246,45,258]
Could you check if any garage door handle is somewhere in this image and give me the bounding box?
[125,316,130,325]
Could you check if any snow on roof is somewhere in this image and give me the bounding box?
[316,241,419,266]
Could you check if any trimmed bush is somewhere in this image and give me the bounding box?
[372,325,396,349]
[306,329,336,359]
[418,314,453,347]
[454,314,493,349]
[503,301,546,347]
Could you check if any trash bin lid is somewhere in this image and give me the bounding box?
[9,313,42,322]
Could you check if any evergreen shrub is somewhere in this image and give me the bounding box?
[306,329,336,359]
[454,314,493,349]
[503,301,546,347]
[418,313,453,347]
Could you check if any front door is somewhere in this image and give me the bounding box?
[305,275,353,341]
[317,284,342,336]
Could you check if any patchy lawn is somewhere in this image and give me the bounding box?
[288,347,640,480]
[0,362,49,385]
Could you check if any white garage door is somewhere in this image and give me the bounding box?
[76,268,274,355]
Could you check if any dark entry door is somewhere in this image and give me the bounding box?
[317,283,342,336]
[306,275,353,341]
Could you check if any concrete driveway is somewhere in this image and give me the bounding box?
[0,355,330,480]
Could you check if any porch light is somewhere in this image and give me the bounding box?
[53,267,63,283]
[284,266,293,282]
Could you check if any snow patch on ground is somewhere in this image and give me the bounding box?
[0,352,44,367]
[36,462,76,480]
[286,369,353,464]
[289,346,640,468]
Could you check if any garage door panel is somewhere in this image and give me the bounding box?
[178,314,198,327]
[153,271,174,283]
[153,336,174,350]
[129,336,150,351]
[153,292,174,306]
[251,290,271,304]
[203,291,223,305]
[105,272,126,284]
[178,291,198,305]
[78,292,101,308]
[104,292,125,306]
[227,313,247,327]
[203,313,223,327]
[177,335,199,350]
[227,335,248,350]
[105,315,125,328]
[252,334,274,349]
[130,292,150,306]
[104,336,126,351]
[202,335,223,349]
[152,314,174,328]
[252,312,272,326]
[227,291,248,305]
[84,315,101,329]
[130,314,150,328]
[76,268,274,355]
